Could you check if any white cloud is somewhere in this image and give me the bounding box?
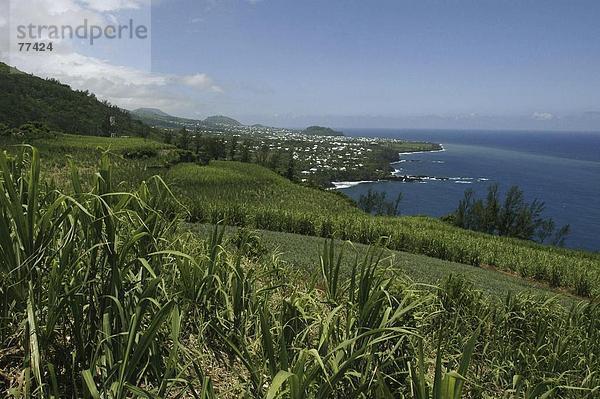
[6,0,104,45]
[180,73,223,93]
[78,0,150,12]
[12,0,102,23]
[6,51,222,112]
[452,113,479,120]
[1,0,222,115]
[532,112,554,121]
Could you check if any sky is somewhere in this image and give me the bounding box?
[1,0,600,130]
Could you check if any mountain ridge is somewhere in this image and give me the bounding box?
[130,108,243,129]
[132,108,172,118]
[0,62,151,137]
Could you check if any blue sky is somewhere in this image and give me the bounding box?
[3,0,600,129]
[149,0,600,128]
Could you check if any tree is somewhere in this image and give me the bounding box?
[206,137,226,160]
[454,189,475,229]
[178,128,190,150]
[139,128,149,140]
[267,151,281,171]
[552,224,571,247]
[450,184,570,246]
[240,144,251,163]
[0,65,150,137]
[256,144,270,165]
[357,189,402,216]
[12,122,54,139]
[101,114,112,137]
[536,219,555,244]
[285,149,296,181]
[163,130,173,144]
[229,135,239,160]
[482,184,500,234]
[193,129,203,154]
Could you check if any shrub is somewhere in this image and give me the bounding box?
[123,148,158,159]
[227,228,267,259]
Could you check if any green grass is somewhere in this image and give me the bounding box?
[166,161,357,216]
[193,224,580,305]
[168,161,600,298]
[1,133,180,193]
[31,133,175,166]
[35,133,172,151]
[2,134,599,299]
[1,147,599,397]
[0,133,175,169]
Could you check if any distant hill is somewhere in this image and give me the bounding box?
[0,62,150,136]
[204,115,242,126]
[130,108,204,129]
[132,108,172,118]
[130,109,243,129]
[302,126,344,137]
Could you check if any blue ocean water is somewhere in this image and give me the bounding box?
[341,129,600,252]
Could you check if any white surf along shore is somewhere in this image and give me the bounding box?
[331,180,376,189]
[331,144,446,189]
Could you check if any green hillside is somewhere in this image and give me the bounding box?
[0,62,150,136]
[2,133,598,299]
[130,109,242,129]
[204,115,242,126]
[0,146,598,397]
[167,160,600,298]
[193,224,581,304]
[132,107,172,117]
[302,125,345,136]
[130,108,204,129]
[166,161,358,218]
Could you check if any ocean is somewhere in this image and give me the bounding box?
[341,129,600,252]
